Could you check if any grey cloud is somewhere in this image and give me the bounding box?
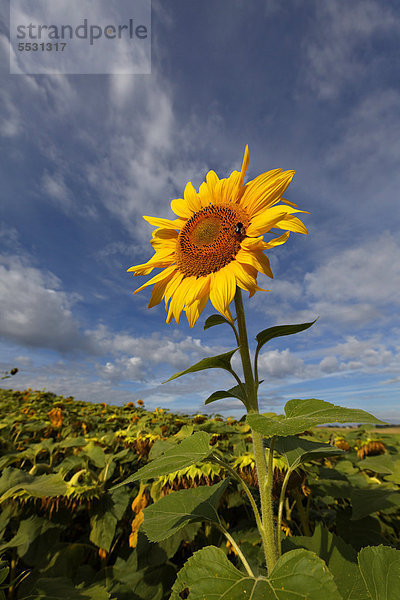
[0,255,86,353]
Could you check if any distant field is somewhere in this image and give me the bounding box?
[318,425,400,435]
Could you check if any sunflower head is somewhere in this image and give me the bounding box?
[128,146,308,327]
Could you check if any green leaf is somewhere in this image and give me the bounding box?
[283,524,369,600]
[0,472,68,502]
[39,543,87,578]
[358,545,400,600]
[356,454,396,475]
[0,560,9,590]
[141,478,229,542]
[204,314,233,330]
[83,442,107,468]
[248,398,385,438]
[0,516,59,557]
[170,546,342,600]
[110,487,130,520]
[90,510,117,552]
[351,486,400,520]
[111,431,213,489]
[256,320,317,352]
[336,512,389,551]
[33,577,112,600]
[164,349,238,382]
[205,384,246,406]
[268,435,345,469]
[112,554,174,600]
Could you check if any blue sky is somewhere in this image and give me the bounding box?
[1,0,400,421]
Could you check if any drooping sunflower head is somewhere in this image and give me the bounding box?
[128,146,308,327]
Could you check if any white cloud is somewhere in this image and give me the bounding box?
[261,233,400,330]
[89,324,223,372]
[0,255,84,352]
[99,355,144,382]
[319,355,338,374]
[258,348,306,379]
[325,90,400,201]
[41,171,72,211]
[305,232,400,307]
[304,0,399,99]
[330,336,394,368]
[0,89,22,137]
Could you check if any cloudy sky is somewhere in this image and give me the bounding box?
[1,0,400,421]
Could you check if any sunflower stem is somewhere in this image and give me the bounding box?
[277,467,293,557]
[214,523,255,577]
[293,488,311,536]
[233,287,277,574]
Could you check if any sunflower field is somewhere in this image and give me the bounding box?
[0,387,399,599]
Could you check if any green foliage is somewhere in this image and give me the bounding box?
[267,435,345,469]
[284,524,369,599]
[142,479,229,542]
[170,546,342,599]
[164,349,238,382]
[203,314,234,330]
[358,545,400,600]
[112,431,213,488]
[248,398,385,438]
[205,384,246,406]
[0,388,399,599]
[255,320,317,353]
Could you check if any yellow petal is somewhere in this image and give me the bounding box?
[230,261,269,296]
[131,265,176,296]
[197,170,220,207]
[127,247,175,275]
[170,197,195,219]
[209,268,236,322]
[169,277,194,324]
[280,197,299,208]
[207,170,219,191]
[236,249,273,278]
[274,215,309,234]
[150,237,177,250]
[223,170,241,203]
[251,204,308,220]
[184,182,202,212]
[213,177,227,203]
[229,261,257,292]
[198,181,213,207]
[239,145,249,190]
[163,271,184,307]
[240,169,283,209]
[148,277,171,308]
[152,228,179,240]
[246,212,287,237]
[185,292,209,328]
[143,215,185,230]
[242,170,294,216]
[240,236,267,251]
[185,275,211,306]
[263,231,290,249]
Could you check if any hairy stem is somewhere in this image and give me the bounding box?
[234,287,277,574]
[211,455,262,530]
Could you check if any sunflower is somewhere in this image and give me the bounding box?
[128,146,308,327]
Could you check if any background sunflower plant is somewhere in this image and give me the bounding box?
[125,148,385,598]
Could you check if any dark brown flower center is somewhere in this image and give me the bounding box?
[176,203,248,277]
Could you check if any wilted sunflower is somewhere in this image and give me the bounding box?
[128,146,307,327]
